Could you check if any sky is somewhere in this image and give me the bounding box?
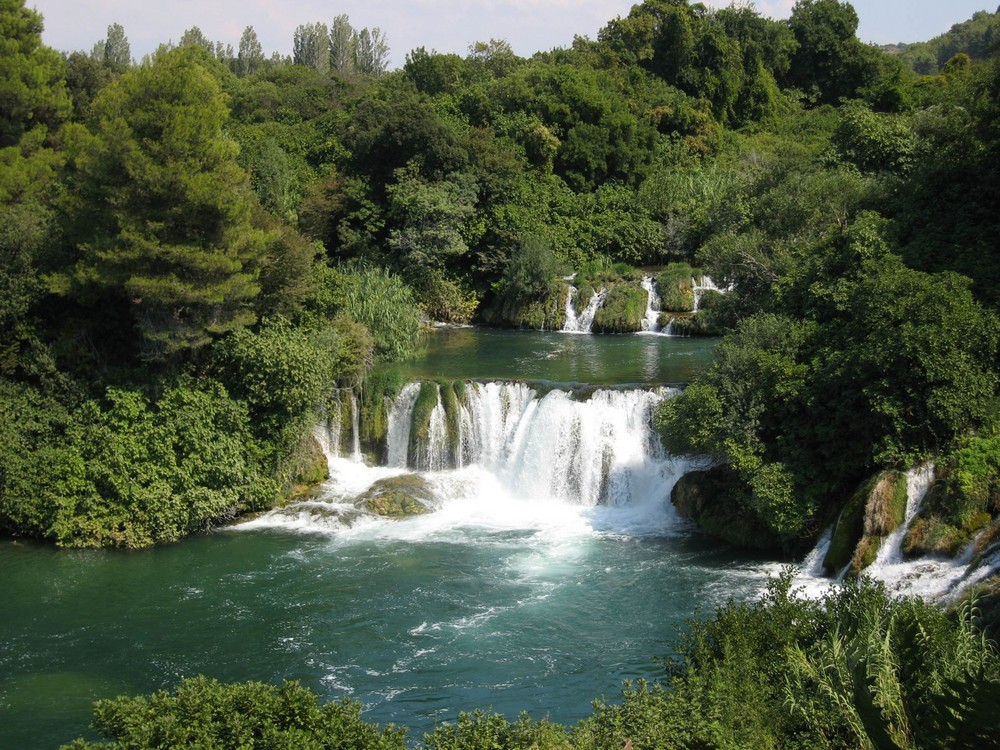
[28,1,999,70]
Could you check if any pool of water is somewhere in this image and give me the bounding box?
[0,328,751,749]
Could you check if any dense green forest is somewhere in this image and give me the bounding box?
[2,0,1000,745]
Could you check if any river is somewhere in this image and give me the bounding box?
[1,329,792,749]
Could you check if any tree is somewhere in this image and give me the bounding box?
[236,26,264,76]
[293,22,329,73]
[499,235,559,304]
[355,27,389,76]
[59,47,267,361]
[329,14,355,73]
[102,23,130,71]
[386,166,479,276]
[178,25,214,54]
[0,0,71,149]
[786,0,880,104]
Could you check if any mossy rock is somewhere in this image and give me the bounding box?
[282,432,329,500]
[826,470,908,576]
[902,515,969,558]
[657,263,696,313]
[592,284,647,334]
[497,286,567,330]
[671,466,783,551]
[359,474,435,517]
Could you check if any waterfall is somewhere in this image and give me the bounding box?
[793,463,995,600]
[562,289,606,333]
[382,380,680,508]
[563,286,580,331]
[350,390,362,462]
[386,382,422,468]
[692,275,724,312]
[414,390,450,472]
[640,276,661,333]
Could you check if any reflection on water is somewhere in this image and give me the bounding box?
[399,328,718,385]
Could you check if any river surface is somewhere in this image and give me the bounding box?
[0,329,788,750]
[398,327,718,385]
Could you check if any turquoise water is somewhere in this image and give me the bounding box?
[0,329,782,750]
[396,328,718,385]
[0,527,775,749]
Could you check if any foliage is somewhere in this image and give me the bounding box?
[0,379,272,548]
[498,235,560,305]
[0,0,71,149]
[61,676,407,750]
[423,709,570,750]
[313,265,422,362]
[57,47,267,361]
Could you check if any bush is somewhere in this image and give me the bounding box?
[62,676,407,750]
[499,235,561,304]
[314,265,422,362]
[424,709,569,750]
[0,380,273,548]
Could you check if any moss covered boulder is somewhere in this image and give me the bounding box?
[359,474,435,517]
[671,466,783,551]
[592,284,647,333]
[824,470,908,576]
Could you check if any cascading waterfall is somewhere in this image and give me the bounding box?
[793,464,998,600]
[350,390,362,461]
[640,276,661,333]
[382,381,680,508]
[692,275,723,312]
[562,289,607,333]
[564,286,580,331]
[386,382,421,468]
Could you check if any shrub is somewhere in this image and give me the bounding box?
[61,676,407,750]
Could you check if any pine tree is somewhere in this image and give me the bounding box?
[60,48,267,361]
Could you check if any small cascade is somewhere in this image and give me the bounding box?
[563,285,580,331]
[349,390,362,462]
[381,380,681,508]
[414,390,450,472]
[640,276,661,333]
[386,382,421,468]
[562,288,607,333]
[692,275,724,312]
[793,464,995,601]
[315,388,363,463]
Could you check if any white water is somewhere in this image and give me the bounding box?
[692,275,723,312]
[386,382,421,468]
[562,288,606,334]
[249,382,696,540]
[789,464,997,601]
[563,286,580,331]
[281,383,996,605]
[640,276,661,333]
[349,390,362,461]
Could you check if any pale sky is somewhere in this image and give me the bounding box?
[28,1,998,70]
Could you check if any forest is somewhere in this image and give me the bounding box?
[2,0,1000,746]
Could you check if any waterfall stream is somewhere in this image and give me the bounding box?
[561,288,607,333]
[791,464,998,600]
[640,276,661,333]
